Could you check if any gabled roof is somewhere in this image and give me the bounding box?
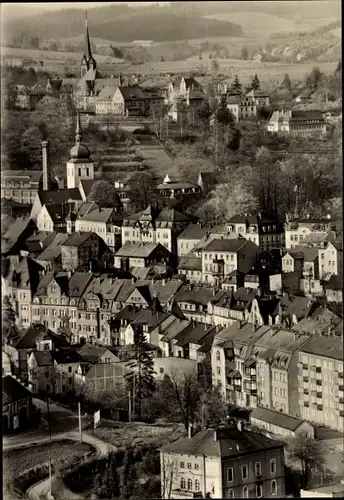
[118,86,147,101]
[38,189,82,205]
[155,208,194,223]
[203,238,252,253]
[251,406,311,431]
[97,85,117,99]
[31,350,53,366]
[79,207,123,224]
[324,275,343,291]
[246,89,269,98]
[178,256,202,271]
[178,223,208,241]
[115,242,167,258]
[77,344,111,363]
[174,285,218,306]
[62,232,95,248]
[3,375,32,404]
[300,335,343,361]
[14,324,69,350]
[160,427,282,457]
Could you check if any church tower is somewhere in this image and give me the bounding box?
[66,112,94,189]
[80,12,97,78]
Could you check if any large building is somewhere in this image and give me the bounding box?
[267,110,326,137]
[159,425,285,499]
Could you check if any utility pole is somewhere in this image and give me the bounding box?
[132,374,136,422]
[128,390,132,423]
[78,402,82,443]
[46,397,52,497]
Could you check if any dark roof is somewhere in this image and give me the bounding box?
[38,188,82,205]
[2,170,43,183]
[116,242,168,258]
[175,285,220,306]
[62,232,94,247]
[32,351,53,366]
[301,336,343,361]
[222,270,245,285]
[77,344,109,363]
[155,208,192,223]
[324,275,343,291]
[251,407,310,431]
[14,324,69,350]
[51,350,82,364]
[160,427,282,457]
[291,110,324,121]
[3,376,32,404]
[178,223,208,241]
[178,256,202,271]
[203,238,250,253]
[118,86,147,101]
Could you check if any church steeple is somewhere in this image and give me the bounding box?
[84,12,92,62]
[81,11,96,77]
[75,110,82,144]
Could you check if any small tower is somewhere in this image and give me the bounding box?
[80,11,97,78]
[66,111,94,189]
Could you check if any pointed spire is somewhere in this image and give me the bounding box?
[75,111,82,144]
[84,10,92,61]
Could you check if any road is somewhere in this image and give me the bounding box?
[3,398,89,450]
[26,431,115,500]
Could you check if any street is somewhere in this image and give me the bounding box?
[3,398,89,450]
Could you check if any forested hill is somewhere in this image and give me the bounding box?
[2,4,244,44]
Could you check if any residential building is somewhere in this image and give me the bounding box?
[75,205,123,251]
[1,170,58,204]
[268,109,326,137]
[159,425,285,499]
[154,357,197,381]
[298,336,344,432]
[114,242,172,271]
[3,375,35,433]
[60,232,105,272]
[226,89,270,121]
[76,361,128,390]
[177,255,203,284]
[324,276,343,303]
[201,238,260,286]
[177,223,209,257]
[250,407,314,438]
[318,241,343,280]
[284,217,337,250]
[167,76,205,121]
[156,174,202,205]
[2,350,12,376]
[174,286,222,323]
[122,205,194,258]
[226,213,284,250]
[2,218,38,256]
[300,483,344,498]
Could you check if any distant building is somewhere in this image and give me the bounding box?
[156,174,202,205]
[227,213,284,250]
[250,406,314,438]
[3,375,35,434]
[159,425,285,499]
[1,169,58,205]
[284,216,337,250]
[267,109,326,137]
[226,89,270,121]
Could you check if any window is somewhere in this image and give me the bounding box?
[216,350,221,361]
[180,462,185,468]
[228,489,234,499]
[180,477,186,489]
[270,459,276,474]
[187,478,192,490]
[187,463,192,469]
[217,367,221,375]
[256,484,262,498]
[68,366,72,373]
[227,468,233,482]
[194,464,199,470]
[195,479,200,491]
[242,486,249,498]
[242,464,248,479]
[271,480,277,495]
[255,462,262,477]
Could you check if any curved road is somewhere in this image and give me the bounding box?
[26,431,115,500]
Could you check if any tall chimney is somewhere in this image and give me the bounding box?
[188,423,193,439]
[42,141,50,191]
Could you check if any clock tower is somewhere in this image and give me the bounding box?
[66,112,94,189]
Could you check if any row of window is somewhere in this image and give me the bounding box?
[227,459,275,482]
[227,481,277,498]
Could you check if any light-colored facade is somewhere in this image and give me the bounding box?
[298,336,344,432]
[268,110,326,137]
[284,218,336,250]
[318,242,343,280]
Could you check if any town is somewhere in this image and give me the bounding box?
[2,2,343,500]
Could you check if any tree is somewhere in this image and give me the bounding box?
[161,452,178,499]
[287,436,325,489]
[1,296,17,341]
[241,46,249,60]
[251,74,260,90]
[168,369,201,432]
[127,171,157,212]
[89,180,122,209]
[197,99,212,131]
[305,66,323,90]
[195,387,227,429]
[211,59,220,79]
[126,326,156,420]
[231,75,242,94]
[283,73,292,93]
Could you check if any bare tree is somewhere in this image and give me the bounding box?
[287,436,326,489]
[169,368,200,432]
[161,452,178,499]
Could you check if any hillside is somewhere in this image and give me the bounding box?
[2,5,244,44]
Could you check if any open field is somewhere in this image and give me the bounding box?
[205,12,340,38]
[93,420,185,448]
[1,45,123,64]
[3,440,93,487]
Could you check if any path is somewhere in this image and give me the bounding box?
[24,432,115,500]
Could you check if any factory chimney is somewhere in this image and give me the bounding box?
[42,141,50,191]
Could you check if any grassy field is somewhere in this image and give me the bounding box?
[3,440,93,487]
[93,421,185,449]
[1,45,122,63]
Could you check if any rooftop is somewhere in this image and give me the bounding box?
[160,427,282,457]
[300,335,343,361]
[3,375,32,404]
[251,406,311,431]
